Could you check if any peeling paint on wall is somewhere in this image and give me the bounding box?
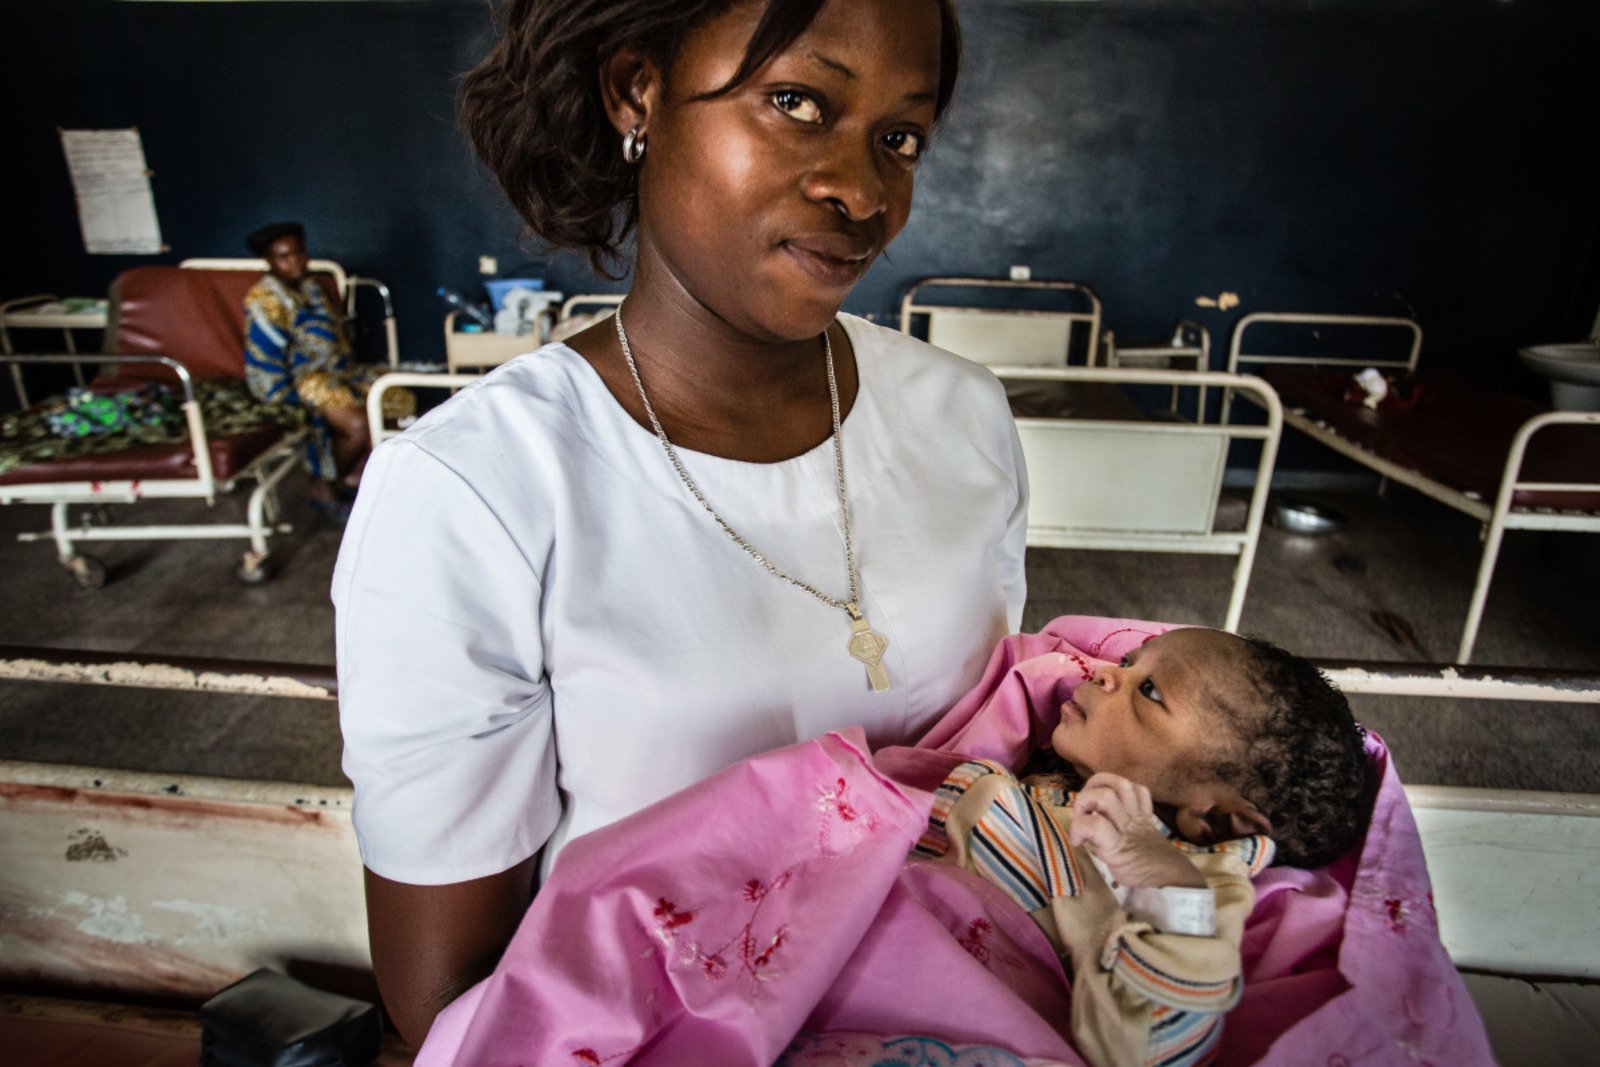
[1194,292,1241,311]
[0,656,334,700]
[65,828,126,863]
[0,655,334,703]
[1325,664,1600,703]
[151,899,265,943]
[61,891,151,945]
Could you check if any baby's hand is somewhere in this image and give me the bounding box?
[1068,772,1207,890]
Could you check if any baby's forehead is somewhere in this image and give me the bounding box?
[1148,626,1250,664]
[1150,628,1261,715]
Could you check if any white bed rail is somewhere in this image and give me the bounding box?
[1222,311,1423,427]
[1326,663,1600,982]
[993,366,1283,632]
[178,258,398,366]
[1225,310,1422,374]
[558,293,624,321]
[1106,320,1211,417]
[365,371,483,446]
[178,256,348,300]
[1462,409,1600,663]
[900,276,1105,368]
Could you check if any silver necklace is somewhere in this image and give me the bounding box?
[614,309,890,692]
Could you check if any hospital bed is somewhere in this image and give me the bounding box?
[394,293,625,426]
[899,277,1213,417]
[1223,312,1600,663]
[999,366,1282,631]
[436,293,624,374]
[366,372,482,446]
[0,644,1595,1064]
[901,276,1106,367]
[547,292,624,344]
[900,277,1277,630]
[178,257,400,369]
[0,263,395,587]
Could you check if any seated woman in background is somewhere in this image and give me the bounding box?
[241,221,410,518]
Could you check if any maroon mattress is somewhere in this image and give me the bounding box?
[0,427,288,487]
[1261,369,1600,512]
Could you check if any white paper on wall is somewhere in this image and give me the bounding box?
[59,128,166,255]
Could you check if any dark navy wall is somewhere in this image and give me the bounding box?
[4,0,1598,395]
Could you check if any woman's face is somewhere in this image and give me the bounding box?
[264,235,310,286]
[633,0,943,342]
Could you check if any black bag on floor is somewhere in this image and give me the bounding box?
[199,968,383,1067]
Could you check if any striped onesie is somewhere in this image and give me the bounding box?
[913,760,1273,1067]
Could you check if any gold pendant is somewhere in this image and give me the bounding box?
[845,603,890,692]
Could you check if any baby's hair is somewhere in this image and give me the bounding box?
[1213,636,1374,869]
[458,0,962,276]
[245,221,304,258]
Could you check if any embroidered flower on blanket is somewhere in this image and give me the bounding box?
[817,775,883,854]
[657,869,796,991]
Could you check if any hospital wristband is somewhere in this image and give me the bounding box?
[1122,885,1217,936]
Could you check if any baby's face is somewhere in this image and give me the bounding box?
[1051,628,1255,807]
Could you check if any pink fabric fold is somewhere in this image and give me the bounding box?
[418,616,1493,1066]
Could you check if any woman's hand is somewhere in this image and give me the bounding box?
[1068,772,1207,890]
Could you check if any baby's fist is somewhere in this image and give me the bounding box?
[1068,772,1207,890]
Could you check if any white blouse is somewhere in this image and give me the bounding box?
[333,314,1027,884]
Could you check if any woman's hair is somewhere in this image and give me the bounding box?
[1217,637,1375,869]
[245,221,305,258]
[459,0,962,276]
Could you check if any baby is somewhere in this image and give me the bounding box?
[914,627,1372,1067]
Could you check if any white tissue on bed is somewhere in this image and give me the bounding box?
[1355,367,1389,409]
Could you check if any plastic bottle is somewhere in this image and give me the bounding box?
[437,287,493,328]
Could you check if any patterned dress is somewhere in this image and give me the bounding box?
[243,274,409,479]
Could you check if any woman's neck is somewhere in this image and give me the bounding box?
[270,272,307,298]
[569,260,860,464]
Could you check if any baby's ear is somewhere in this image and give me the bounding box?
[1175,790,1272,844]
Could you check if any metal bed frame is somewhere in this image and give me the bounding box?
[1223,312,1600,663]
[0,354,304,587]
[901,276,1105,367]
[0,260,405,586]
[178,257,400,368]
[366,372,483,447]
[897,277,1275,631]
[0,294,103,407]
[557,292,625,322]
[1105,319,1212,418]
[996,365,1282,631]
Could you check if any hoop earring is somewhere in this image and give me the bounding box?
[622,126,647,165]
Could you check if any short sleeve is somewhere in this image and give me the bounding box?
[333,439,556,885]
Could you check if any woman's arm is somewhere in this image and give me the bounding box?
[364,855,540,1048]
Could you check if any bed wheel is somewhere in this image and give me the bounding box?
[236,555,272,586]
[66,554,107,589]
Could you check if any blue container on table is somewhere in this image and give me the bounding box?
[483,278,544,312]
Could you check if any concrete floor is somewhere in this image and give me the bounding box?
[0,471,1596,793]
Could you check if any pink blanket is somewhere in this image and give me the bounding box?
[417,617,1492,1066]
